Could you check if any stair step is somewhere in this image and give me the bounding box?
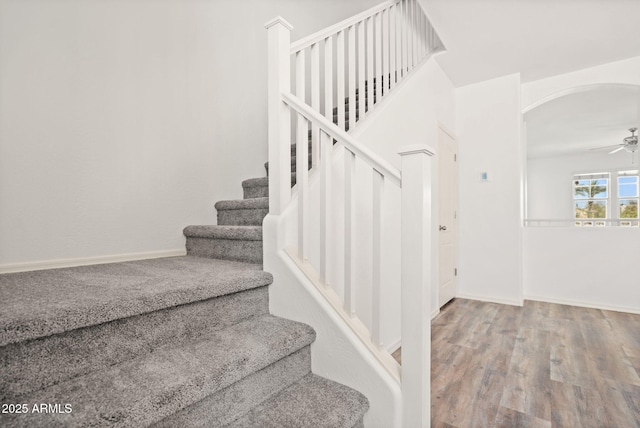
[0,256,270,348]
[224,374,369,428]
[216,197,269,226]
[152,347,312,428]
[242,174,298,199]
[0,257,271,400]
[242,177,269,199]
[184,225,263,264]
[2,315,316,428]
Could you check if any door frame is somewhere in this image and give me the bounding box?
[436,122,458,309]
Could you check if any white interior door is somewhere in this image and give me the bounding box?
[438,125,458,307]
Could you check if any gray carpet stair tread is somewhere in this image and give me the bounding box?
[215,197,269,210]
[242,177,268,187]
[3,315,316,428]
[224,374,370,428]
[0,256,271,347]
[183,225,262,241]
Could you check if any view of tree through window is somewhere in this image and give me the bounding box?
[574,175,608,219]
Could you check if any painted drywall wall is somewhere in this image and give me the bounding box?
[521,56,640,312]
[0,0,380,268]
[455,73,523,305]
[522,55,640,109]
[523,227,640,314]
[527,152,638,219]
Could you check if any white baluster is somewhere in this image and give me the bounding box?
[418,8,424,59]
[358,21,366,121]
[320,39,333,285]
[371,169,384,347]
[422,3,427,56]
[296,50,308,261]
[348,25,356,129]
[399,144,435,428]
[389,4,397,90]
[311,43,320,168]
[337,30,346,131]
[375,12,382,104]
[382,8,390,96]
[401,0,408,77]
[428,22,434,53]
[416,1,424,62]
[412,0,418,66]
[366,16,374,111]
[408,0,414,70]
[265,17,292,215]
[344,148,355,315]
[431,24,437,52]
[324,36,333,120]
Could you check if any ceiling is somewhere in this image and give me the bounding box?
[525,85,640,159]
[421,0,640,87]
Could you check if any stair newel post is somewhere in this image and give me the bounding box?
[265,17,293,215]
[398,144,436,428]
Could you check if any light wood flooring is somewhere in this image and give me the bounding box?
[393,298,640,428]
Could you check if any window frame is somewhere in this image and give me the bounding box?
[617,173,639,221]
[572,169,640,227]
[572,172,610,220]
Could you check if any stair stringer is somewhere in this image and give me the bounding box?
[263,213,401,428]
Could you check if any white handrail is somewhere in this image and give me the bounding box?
[281,91,402,186]
[290,0,402,54]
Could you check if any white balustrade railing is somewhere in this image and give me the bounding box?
[266,2,442,426]
[290,0,443,162]
[525,218,640,227]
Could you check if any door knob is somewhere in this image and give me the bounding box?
[439,225,447,231]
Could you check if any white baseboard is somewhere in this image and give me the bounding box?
[524,294,640,315]
[431,307,441,320]
[456,292,523,307]
[0,249,187,274]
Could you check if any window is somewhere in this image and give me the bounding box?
[573,170,639,227]
[618,171,639,225]
[573,173,608,220]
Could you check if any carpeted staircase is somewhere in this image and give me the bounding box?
[0,151,369,427]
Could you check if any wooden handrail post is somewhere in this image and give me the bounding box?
[398,144,435,428]
[265,17,293,215]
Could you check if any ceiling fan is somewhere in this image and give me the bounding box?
[590,127,638,154]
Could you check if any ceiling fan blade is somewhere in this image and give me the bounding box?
[609,146,625,154]
[590,144,622,151]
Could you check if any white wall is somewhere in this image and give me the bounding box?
[0,0,380,269]
[527,152,637,219]
[522,55,640,109]
[523,227,640,313]
[522,56,640,312]
[455,73,523,305]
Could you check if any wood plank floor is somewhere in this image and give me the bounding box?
[393,299,640,428]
